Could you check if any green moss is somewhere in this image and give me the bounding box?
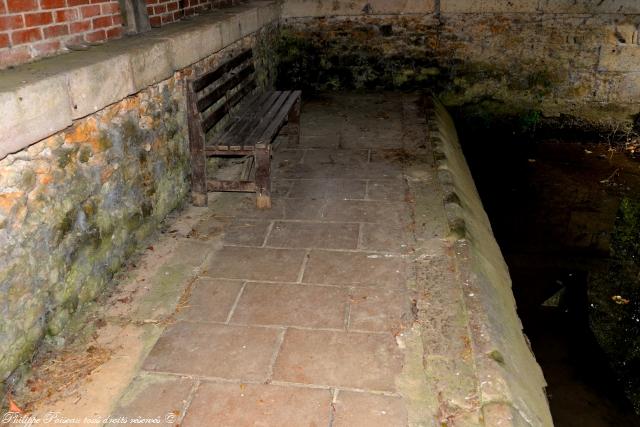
[122,119,143,144]
[54,146,78,169]
[78,146,92,163]
[520,110,542,133]
[612,197,640,261]
[21,169,36,190]
[55,208,77,244]
[97,131,113,151]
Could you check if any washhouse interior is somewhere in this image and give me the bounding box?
[1,1,640,426]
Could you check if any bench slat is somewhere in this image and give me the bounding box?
[201,78,257,134]
[215,91,284,148]
[207,179,256,192]
[207,91,274,146]
[222,92,290,149]
[244,92,293,147]
[256,91,302,146]
[196,62,255,113]
[193,49,253,92]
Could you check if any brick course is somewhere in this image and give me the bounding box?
[0,0,248,68]
[0,0,123,68]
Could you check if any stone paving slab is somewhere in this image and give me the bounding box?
[176,278,244,323]
[333,391,408,427]
[302,249,408,287]
[348,288,413,333]
[104,92,508,426]
[204,246,306,282]
[182,382,332,426]
[272,329,403,392]
[107,374,195,427]
[143,322,282,381]
[230,282,348,329]
[266,221,360,250]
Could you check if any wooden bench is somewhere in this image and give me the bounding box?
[186,48,301,209]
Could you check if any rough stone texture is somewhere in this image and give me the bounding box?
[428,96,553,426]
[281,0,436,17]
[278,2,640,129]
[0,20,279,385]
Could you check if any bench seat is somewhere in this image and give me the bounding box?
[206,90,302,154]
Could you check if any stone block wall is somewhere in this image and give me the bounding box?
[278,0,640,129]
[0,0,279,386]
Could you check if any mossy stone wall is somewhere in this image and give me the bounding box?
[276,12,640,131]
[0,25,278,386]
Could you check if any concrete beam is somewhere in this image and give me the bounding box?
[67,52,136,119]
[0,74,72,159]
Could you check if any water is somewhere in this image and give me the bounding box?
[458,128,640,426]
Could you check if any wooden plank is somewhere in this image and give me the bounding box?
[213,91,275,142]
[205,148,254,156]
[215,91,283,148]
[255,145,271,209]
[252,91,300,146]
[201,78,257,134]
[287,93,302,146]
[186,79,208,207]
[193,49,253,92]
[207,179,256,192]
[224,92,288,149]
[196,63,255,113]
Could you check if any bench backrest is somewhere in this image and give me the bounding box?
[188,48,256,136]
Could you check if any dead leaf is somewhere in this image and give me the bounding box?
[7,394,24,414]
[612,295,630,305]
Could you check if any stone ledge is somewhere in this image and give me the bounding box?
[427,96,554,427]
[0,1,278,161]
[280,0,436,18]
[441,0,640,14]
[440,0,538,13]
[537,0,640,14]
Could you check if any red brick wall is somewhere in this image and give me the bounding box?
[0,0,124,68]
[146,0,182,27]
[0,0,243,68]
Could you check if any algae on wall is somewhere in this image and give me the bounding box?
[0,78,191,386]
[0,24,281,391]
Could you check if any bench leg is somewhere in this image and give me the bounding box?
[187,81,208,207]
[255,145,271,209]
[191,156,207,207]
[288,97,301,146]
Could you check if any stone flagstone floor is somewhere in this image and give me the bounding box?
[104,93,475,426]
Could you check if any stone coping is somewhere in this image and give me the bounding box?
[0,1,278,160]
[281,0,640,17]
[427,96,553,426]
